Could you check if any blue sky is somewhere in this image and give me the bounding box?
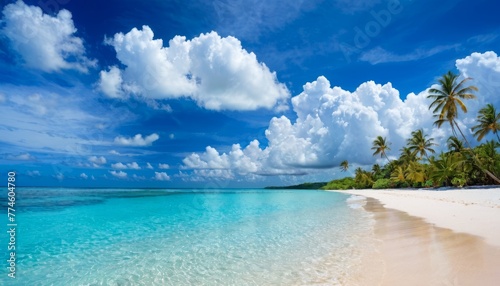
[1,0,500,188]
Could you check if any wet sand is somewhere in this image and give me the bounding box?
[352,198,500,285]
[335,188,500,247]
[342,196,500,285]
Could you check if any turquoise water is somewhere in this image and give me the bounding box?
[0,188,372,285]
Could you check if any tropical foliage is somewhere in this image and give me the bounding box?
[323,70,500,190]
[472,104,500,142]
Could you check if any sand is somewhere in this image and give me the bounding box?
[328,187,500,285]
[332,188,500,247]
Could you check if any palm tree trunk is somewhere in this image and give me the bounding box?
[453,120,500,184]
[383,152,391,164]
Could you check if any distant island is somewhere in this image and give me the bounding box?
[265,182,328,190]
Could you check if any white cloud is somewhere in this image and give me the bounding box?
[158,163,169,169]
[98,67,124,98]
[111,162,141,169]
[80,173,88,179]
[99,26,290,111]
[88,156,106,165]
[109,170,127,179]
[109,150,121,155]
[1,1,96,72]
[360,45,459,65]
[114,133,159,146]
[111,162,126,169]
[183,146,231,169]
[127,162,140,169]
[181,51,500,179]
[146,162,154,169]
[154,172,170,181]
[27,170,41,177]
[7,153,35,161]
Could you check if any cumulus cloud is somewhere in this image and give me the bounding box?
[80,173,88,179]
[1,1,96,72]
[456,51,500,106]
[98,26,289,111]
[111,162,141,170]
[154,172,170,181]
[114,133,159,146]
[146,162,154,169]
[98,67,124,98]
[88,156,106,166]
[181,51,500,179]
[109,170,127,179]
[158,163,169,169]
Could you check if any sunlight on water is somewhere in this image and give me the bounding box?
[0,188,373,285]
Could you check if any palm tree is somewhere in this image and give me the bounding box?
[390,166,406,184]
[372,136,391,163]
[339,160,349,172]
[399,147,417,165]
[407,129,436,160]
[427,71,477,140]
[471,104,500,142]
[372,164,382,179]
[405,161,426,185]
[447,136,464,153]
[428,71,500,184]
[431,153,461,187]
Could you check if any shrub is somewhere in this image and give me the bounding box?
[372,178,393,189]
[423,180,434,188]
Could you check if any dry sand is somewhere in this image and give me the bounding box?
[328,188,500,285]
[334,188,500,247]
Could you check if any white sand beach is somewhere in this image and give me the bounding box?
[329,187,500,285]
[332,187,500,247]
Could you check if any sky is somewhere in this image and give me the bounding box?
[1,0,500,188]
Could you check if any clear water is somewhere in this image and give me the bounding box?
[0,188,372,285]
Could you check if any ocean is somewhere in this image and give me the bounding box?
[1,188,373,285]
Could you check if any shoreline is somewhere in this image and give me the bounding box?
[346,197,500,285]
[328,187,500,248]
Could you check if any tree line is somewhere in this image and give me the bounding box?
[325,71,500,190]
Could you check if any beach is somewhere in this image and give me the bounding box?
[330,187,500,285]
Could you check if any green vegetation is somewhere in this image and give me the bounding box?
[321,177,355,190]
[323,71,500,190]
[372,178,394,189]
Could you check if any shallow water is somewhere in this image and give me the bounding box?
[0,188,373,285]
